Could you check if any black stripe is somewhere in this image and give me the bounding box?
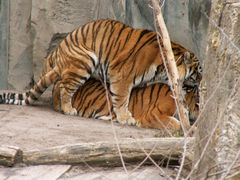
[3,93,6,103]
[19,94,23,100]
[0,94,3,104]
[112,23,127,48]
[67,72,88,83]
[98,21,112,62]
[133,74,137,86]
[91,21,102,51]
[101,22,118,62]
[10,93,15,99]
[82,100,92,117]
[64,38,72,53]
[149,85,155,105]
[35,86,44,94]
[29,93,38,101]
[153,84,163,105]
[122,29,134,49]
[92,20,105,52]
[70,32,75,46]
[140,87,145,109]
[111,33,155,71]
[25,98,30,105]
[7,93,10,100]
[123,36,157,74]
[165,86,172,96]
[111,40,121,61]
[94,102,107,118]
[140,71,146,84]
[81,24,87,43]
[85,24,90,41]
[75,28,80,46]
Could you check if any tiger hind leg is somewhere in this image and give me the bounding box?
[109,80,136,125]
[59,68,90,115]
[52,81,61,112]
[141,113,181,130]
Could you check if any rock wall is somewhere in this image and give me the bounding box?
[0,0,210,90]
[31,1,95,81]
[0,0,9,89]
[8,0,33,90]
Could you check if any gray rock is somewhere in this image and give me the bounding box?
[0,0,209,89]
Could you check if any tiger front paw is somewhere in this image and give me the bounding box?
[136,121,142,127]
[63,107,78,116]
[117,114,137,126]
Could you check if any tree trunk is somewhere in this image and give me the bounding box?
[192,1,240,179]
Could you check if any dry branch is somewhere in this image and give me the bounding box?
[0,146,22,166]
[151,0,191,134]
[23,138,194,166]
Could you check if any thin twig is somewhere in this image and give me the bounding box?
[151,1,191,179]
[151,0,191,135]
[188,10,240,134]
[186,76,240,179]
[102,68,129,175]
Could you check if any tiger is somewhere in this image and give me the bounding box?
[0,19,200,125]
[51,78,199,130]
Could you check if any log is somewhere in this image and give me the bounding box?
[0,146,22,166]
[23,138,194,166]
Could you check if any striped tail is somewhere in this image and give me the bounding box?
[0,69,59,106]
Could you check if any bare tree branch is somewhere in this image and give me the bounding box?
[151,0,191,135]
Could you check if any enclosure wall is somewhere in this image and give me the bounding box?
[0,0,210,90]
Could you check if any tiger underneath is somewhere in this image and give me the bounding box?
[0,19,200,125]
[51,78,199,130]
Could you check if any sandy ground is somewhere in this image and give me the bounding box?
[0,95,182,179]
[0,97,160,151]
[0,164,179,180]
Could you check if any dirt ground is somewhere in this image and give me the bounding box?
[0,95,160,151]
[0,95,181,179]
[0,164,179,180]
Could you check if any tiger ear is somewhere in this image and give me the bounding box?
[183,52,191,64]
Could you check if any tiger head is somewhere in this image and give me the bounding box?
[184,84,200,125]
[183,61,202,125]
[175,51,201,88]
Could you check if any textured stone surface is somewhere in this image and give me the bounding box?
[0,0,210,89]
[31,0,96,81]
[8,0,33,90]
[0,1,9,89]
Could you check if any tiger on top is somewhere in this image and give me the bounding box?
[0,19,200,125]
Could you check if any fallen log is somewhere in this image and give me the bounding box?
[0,146,22,166]
[23,138,194,166]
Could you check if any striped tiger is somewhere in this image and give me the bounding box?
[51,78,199,130]
[0,19,199,125]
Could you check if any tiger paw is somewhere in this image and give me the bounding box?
[117,117,137,126]
[115,109,136,125]
[63,107,78,116]
[127,117,137,125]
[136,121,142,127]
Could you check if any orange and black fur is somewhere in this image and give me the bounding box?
[52,78,199,130]
[0,19,199,125]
